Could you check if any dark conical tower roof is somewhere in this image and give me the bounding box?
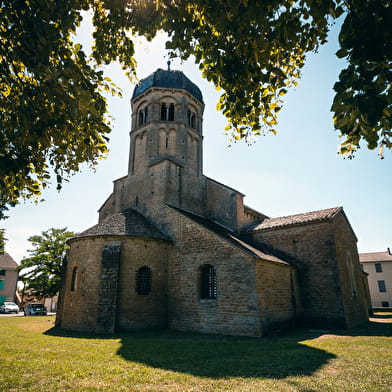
[132,68,203,103]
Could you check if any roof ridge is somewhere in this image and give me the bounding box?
[248,206,343,232]
[271,206,342,220]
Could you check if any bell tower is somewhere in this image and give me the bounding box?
[97,68,249,232]
[128,69,204,178]
[97,68,207,220]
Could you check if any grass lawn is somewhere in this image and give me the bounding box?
[0,313,391,392]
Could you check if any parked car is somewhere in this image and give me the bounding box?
[24,303,47,316]
[0,301,19,314]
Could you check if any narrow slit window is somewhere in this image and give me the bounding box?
[168,103,174,121]
[161,103,167,120]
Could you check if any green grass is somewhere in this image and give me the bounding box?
[0,313,391,392]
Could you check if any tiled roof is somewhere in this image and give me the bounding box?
[247,207,342,232]
[0,252,18,269]
[77,209,171,241]
[132,69,204,103]
[359,250,392,263]
[168,205,291,266]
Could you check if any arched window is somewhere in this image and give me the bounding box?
[138,107,148,125]
[70,267,78,292]
[136,266,152,295]
[187,109,196,128]
[191,113,196,128]
[161,103,174,121]
[200,264,217,299]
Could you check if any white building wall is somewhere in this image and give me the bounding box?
[361,261,392,308]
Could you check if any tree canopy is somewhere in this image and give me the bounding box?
[1,0,391,218]
[0,229,6,254]
[17,228,75,298]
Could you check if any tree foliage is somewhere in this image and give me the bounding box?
[331,0,391,157]
[0,229,6,254]
[17,228,75,298]
[1,0,391,217]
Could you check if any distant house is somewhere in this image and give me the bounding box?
[0,252,18,305]
[360,248,392,309]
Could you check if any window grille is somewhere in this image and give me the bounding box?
[201,265,217,299]
[136,266,152,295]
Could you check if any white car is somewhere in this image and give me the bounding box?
[0,301,19,314]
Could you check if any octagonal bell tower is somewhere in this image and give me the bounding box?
[98,68,207,221]
[128,68,204,177]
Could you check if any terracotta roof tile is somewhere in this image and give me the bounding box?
[359,250,392,263]
[247,207,342,232]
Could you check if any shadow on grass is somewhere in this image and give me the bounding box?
[119,333,336,378]
[44,315,392,379]
[340,318,392,337]
[45,327,335,378]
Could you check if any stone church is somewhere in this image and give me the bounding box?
[56,69,370,336]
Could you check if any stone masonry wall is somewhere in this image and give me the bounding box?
[95,242,121,333]
[254,262,300,332]
[59,236,109,332]
[58,235,171,333]
[160,206,294,337]
[206,179,241,232]
[249,221,347,327]
[117,237,170,331]
[332,214,368,327]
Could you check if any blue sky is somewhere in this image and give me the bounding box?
[4,19,391,262]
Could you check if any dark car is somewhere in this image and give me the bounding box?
[24,303,47,316]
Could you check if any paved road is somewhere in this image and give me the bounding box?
[0,312,56,317]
